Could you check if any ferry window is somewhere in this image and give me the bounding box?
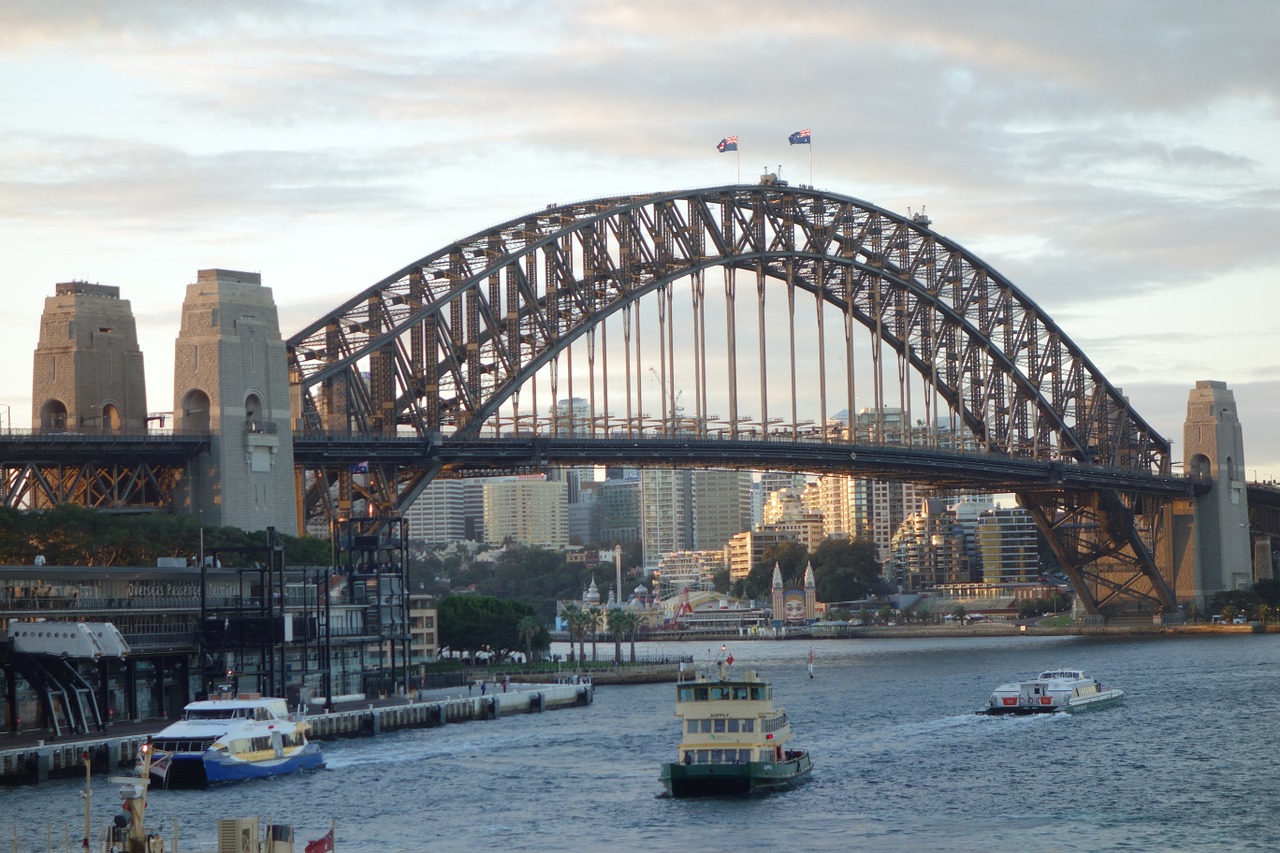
[742,720,754,732]
[696,750,710,764]
[713,719,726,733]
[727,719,740,733]
[710,686,730,700]
[732,687,749,700]
[699,720,713,734]
[678,688,694,702]
[686,720,698,734]
[693,687,709,701]
[738,750,751,763]
[749,687,766,700]
[710,749,724,763]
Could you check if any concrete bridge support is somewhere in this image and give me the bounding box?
[172,269,299,533]
[31,281,148,433]
[1181,380,1253,601]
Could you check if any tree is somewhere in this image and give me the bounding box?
[562,603,591,664]
[587,607,603,661]
[516,615,546,662]
[711,567,731,592]
[608,609,640,663]
[810,538,880,602]
[438,595,540,658]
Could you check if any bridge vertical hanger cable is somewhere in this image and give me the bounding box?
[623,303,633,436]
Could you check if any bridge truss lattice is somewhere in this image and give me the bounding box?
[287,184,1183,616]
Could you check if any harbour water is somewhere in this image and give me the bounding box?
[5,632,1279,852]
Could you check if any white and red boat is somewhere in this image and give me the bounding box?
[980,669,1124,715]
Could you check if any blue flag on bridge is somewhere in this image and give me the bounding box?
[717,135,739,153]
[788,128,811,145]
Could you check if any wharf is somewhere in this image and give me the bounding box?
[0,679,593,785]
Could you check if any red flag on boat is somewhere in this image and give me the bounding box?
[305,828,334,853]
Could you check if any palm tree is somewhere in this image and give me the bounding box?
[621,610,641,662]
[562,603,589,664]
[608,607,624,665]
[587,607,603,662]
[1254,603,1272,625]
[608,609,640,663]
[516,615,542,664]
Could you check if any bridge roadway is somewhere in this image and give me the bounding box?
[0,429,1203,498]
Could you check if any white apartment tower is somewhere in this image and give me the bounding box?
[640,469,693,567]
[482,477,568,548]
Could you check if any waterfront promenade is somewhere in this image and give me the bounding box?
[0,678,592,785]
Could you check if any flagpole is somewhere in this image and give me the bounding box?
[736,144,740,184]
[808,133,813,186]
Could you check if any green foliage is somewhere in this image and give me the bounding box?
[1209,589,1259,614]
[810,537,880,601]
[0,505,329,567]
[765,541,809,581]
[710,567,730,592]
[438,595,543,657]
[446,544,596,620]
[1253,579,1280,607]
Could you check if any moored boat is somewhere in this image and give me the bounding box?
[143,692,324,788]
[980,669,1124,715]
[660,662,812,797]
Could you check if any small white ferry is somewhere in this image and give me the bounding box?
[660,663,812,797]
[980,669,1124,715]
[144,692,324,787]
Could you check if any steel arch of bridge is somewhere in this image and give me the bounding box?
[287,184,1182,616]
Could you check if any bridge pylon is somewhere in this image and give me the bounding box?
[1179,380,1253,600]
[32,281,148,433]
[172,270,299,533]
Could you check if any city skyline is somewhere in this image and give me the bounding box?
[3,3,1278,475]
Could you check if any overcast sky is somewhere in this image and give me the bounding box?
[3,1,1278,475]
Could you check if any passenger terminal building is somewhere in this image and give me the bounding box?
[0,563,438,739]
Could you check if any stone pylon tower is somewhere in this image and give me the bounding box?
[771,563,784,627]
[173,269,298,533]
[31,282,147,431]
[803,562,817,622]
[1183,380,1252,599]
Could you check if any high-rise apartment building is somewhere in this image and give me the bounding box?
[640,469,693,567]
[888,498,969,591]
[691,469,753,551]
[404,479,468,545]
[482,476,568,548]
[656,550,724,596]
[725,528,796,584]
[976,506,1040,583]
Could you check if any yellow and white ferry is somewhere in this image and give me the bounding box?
[660,662,812,797]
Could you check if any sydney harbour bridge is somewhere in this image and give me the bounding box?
[5,181,1279,620]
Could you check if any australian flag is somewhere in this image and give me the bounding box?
[788,128,811,145]
[717,135,739,153]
